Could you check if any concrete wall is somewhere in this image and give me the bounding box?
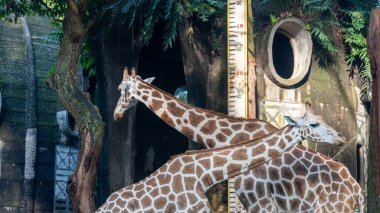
[0,16,60,212]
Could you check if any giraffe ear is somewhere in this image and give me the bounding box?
[284,116,299,126]
[144,77,155,84]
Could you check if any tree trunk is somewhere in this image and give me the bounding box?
[367,8,380,212]
[178,4,228,212]
[45,1,104,212]
[21,16,37,213]
[91,22,141,200]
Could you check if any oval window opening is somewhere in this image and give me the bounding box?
[272,32,294,79]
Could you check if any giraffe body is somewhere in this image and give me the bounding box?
[113,69,364,212]
[98,119,344,212]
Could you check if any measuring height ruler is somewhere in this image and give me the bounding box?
[227,0,249,212]
[227,0,248,118]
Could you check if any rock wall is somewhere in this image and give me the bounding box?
[0,16,60,212]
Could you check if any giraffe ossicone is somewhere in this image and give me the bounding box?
[112,69,364,212]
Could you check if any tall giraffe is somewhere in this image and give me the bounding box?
[113,68,364,212]
[98,108,347,212]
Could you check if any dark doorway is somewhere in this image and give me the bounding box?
[272,32,294,79]
[135,24,188,182]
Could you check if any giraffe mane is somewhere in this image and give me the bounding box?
[169,126,289,160]
[138,79,272,123]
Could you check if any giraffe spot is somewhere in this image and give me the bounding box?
[172,174,184,193]
[281,167,294,180]
[275,197,287,209]
[335,202,344,212]
[196,165,205,178]
[260,197,271,206]
[238,193,249,206]
[137,91,141,96]
[290,199,301,210]
[116,198,127,207]
[189,111,205,127]
[213,156,227,168]
[255,182,266,197]
[106,202,114,210]
[199,159,211,169]
[206,139,216,148]
[253,165,268,179]
[177,193,188,210]
[165,203,175,213]
[142,95,148,102]
[168,159,182,174]
[301,158,312,168]
[268,167,280,180]
[201,173,213,186]
[282,179,293,196]
[268,149,280,159]
[176,119,181,125]
[271,156,283,167]
[108,193,118,201]
[213,170,224,182]
[195,134,203,142]
[184,176,197,190]
[151,90,162,98]
[221,128,233,136]
[151,188,159,197]
[231,148,248,161]
[294,178,306,198]
[146,177,157,187]
[154,197,167,209]
[182,127,194,140]
[231,124,243,131]
[200,120,217,135]
[167,102,185,117]
[139,83,151,90]
[305,151,313,160]
[278,141,286,149]
[205,113,215,118]
[187,193,197,205]
[332,171,341,182]
[227,163,242,175]
[219,121,229,127]
[161,186,170,194]
[320,171,332,184]
[292,147,303,158]
[300,202,311,211]
[182,155,193,163]
[341,168,350,179]
[161,112,175,127]
[141,195,152,207]
[121,191,134,200]
[266,137,278,146]
[230,133,250,144]
[244,123,261,131]
[275,183,285,196]
[194,152,212,160]
[182,163,195,174]
[284,153,296,165]
[244,178,254,189]
[215,133,227,143]
[184,119,189,124]
[157,173,172,185]
[293,161,308,176]
[247,192,257,203]
[134,183,144,191]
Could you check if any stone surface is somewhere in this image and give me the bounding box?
[0,16,60,212]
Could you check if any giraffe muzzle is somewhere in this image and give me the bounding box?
[114,112,124,121]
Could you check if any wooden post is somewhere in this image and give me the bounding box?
[367,8,380,211]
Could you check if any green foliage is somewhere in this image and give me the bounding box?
[0,0,66,22]
[269,14,280,25]
[44,20,63,44]
[79,40,96,78]
[101,0,225,50]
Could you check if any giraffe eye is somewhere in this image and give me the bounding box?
[310,123,320,128]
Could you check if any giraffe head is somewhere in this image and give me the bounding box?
[284,102,346,145]
[114,67,155,121]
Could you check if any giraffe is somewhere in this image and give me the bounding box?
[113,68,364,212]
[98,107,347,212]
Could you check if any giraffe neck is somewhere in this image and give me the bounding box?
[134,79,274,148]
[182,126,302,191]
